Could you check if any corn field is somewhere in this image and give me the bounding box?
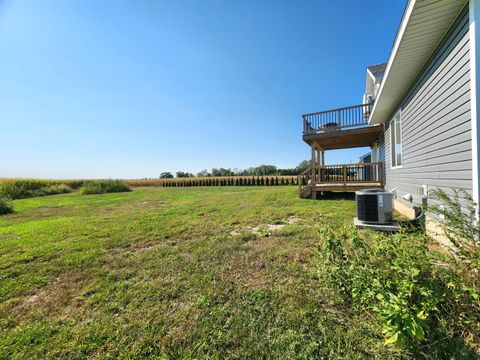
[126,176,299,187]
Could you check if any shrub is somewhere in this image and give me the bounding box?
[0,196,14,215]
[79,180,132,195]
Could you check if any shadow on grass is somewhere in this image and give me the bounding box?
[413,333,479,359]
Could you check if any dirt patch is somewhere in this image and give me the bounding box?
[131,240,177,253]
[133,242,167,253]
[283,252,312,269]
[135,244,161,253]
[14,271,87,318]
[139,200,165,206]
[287,217,301,225]
[108,239,178,256]
[21,277,61,307]
[221,261,274,289]
[221,236,304,289]
[24,206,69,219]
[229,216,302,236]
[0,233,20,240]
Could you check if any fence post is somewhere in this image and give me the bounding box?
[343,166,347,185]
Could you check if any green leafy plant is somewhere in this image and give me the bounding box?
[316,226,479,350]
[257,228,271,237]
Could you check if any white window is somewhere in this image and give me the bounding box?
[390,111,403,168]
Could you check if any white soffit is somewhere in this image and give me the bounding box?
[369,0,468,124]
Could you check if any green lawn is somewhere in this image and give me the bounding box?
[0,187,410,358]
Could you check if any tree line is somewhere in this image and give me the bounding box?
[159,161,311,179]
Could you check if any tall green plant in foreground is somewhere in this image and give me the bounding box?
[428,188,479,260]
[316,226,479,353]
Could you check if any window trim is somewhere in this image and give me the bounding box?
[390,110,403,169]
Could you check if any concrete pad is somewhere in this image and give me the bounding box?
[354,217,401,232]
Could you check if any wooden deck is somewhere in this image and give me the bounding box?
[303,125,384,150]
[298,163,384,199]
[299,103,385,199]
[302,103,383,150]
[310,182,384,192]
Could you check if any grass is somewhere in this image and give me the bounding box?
[0,187,476,358]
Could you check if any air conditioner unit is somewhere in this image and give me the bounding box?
[356,189,393,224]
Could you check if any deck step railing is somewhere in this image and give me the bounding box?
[303,103,372,135]
[297,167,313,196]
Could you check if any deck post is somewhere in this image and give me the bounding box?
[372,142,378,162]
[320,148,325,182]
[343,166,347,185]
[311,145,316,183]
[316,147,321,181]
[379,162,384,186]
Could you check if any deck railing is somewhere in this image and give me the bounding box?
[303,103,372,135]
[314,162,383,184]
[298,162,384,196]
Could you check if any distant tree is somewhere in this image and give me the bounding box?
[196,169,210,177]
[277,168,297,175]
[160,172,174,179]
[176,171,194,178]
[219,168,235,176]
[211,168,222,177]
[253,165,277,176]
[169,161,310,179]
[295,160,312,173]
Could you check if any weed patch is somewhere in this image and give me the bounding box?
[79,180,131,195]
[316,226,479,356]
[0,180,78,200]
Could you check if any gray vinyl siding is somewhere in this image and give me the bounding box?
[378,5,472,209]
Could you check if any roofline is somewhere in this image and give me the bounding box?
[366,67,377,82]
[366,62,388,80]
[369,0,416,124]
[369,0,469,124]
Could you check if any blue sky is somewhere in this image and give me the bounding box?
[0,0,406,179]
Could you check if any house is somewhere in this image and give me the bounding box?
[300,0,479,233]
